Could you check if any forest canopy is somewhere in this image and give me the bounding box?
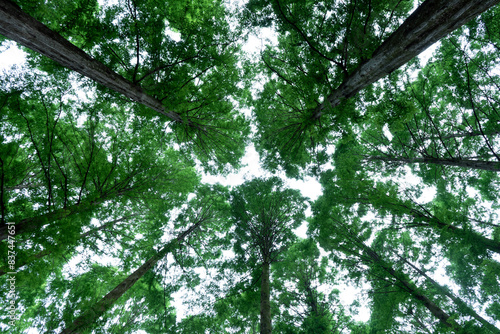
[1,0,500,333]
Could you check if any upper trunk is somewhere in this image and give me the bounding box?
[260,261,272,334]
[0,216,133,275]
[0,202,97,241]
[407,207,500,254]
[0,0,182,122]
[366,155,500,172]
[315,0,500,115]
[61,240,178,334]
[361,245,463,332]
[402,256,500,334]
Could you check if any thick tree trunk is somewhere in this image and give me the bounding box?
[0,196,106,241]
[366,155,500,172]
[0,204,89,241]
[60,220,202,334]
[315,0,500,115]
[260,261,272,334]
[0,0,182,122]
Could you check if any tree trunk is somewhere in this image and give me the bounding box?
[366,155,500,172]
[407,207,500,254]
[361,245,463,332]
[402,256,500,334]
[60,220,202,334]
[0,0,183,123]
[0,204,87,241]
[315,0,500,115]
[260,261,272,334]
[0,196,104,241]
[0,216,133,276]
[343,192,500,254]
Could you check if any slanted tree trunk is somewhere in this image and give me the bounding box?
[400,255,500,334]
[0,201,97,241]
[338,191,500,254]
[260,261,272,334]
[361,244,463,332]
[401,205,500,254]
[315,0,500,116]
[0,0,182,122]
[60,220,202,334]
[366,155,500,172]
[0,215,134,276]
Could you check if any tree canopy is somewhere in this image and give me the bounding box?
[1,0,500,333]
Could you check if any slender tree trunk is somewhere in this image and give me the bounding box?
[315,0,500,116]
[407,208,500,254]
[423,129,500,141]
[0,199,100,241]
[0,0,183,122]
[0,216,133,276]
[60,220,202,334]
[344,193,500,254]
[260,261,272,334]
[402,256,500,334]
[361,245,463,332]
[366,155,500,172]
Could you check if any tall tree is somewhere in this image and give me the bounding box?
[58,184,230,333]
[246,0,500,175]
[231,177,307,334]
[272,238,355,333]
[0,0,250,171]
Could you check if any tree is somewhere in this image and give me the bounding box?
[311,175,500,332]
[0,0,250,172]
[272,238,355,333]
[57,184,230,333]
[230,177,307,334]
[246,0,500,175]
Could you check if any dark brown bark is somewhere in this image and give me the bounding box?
[315,0,500,115]
[260,261,272,334]
[60,220,203,334]
[366,155,500,172]
[0,0,183,122]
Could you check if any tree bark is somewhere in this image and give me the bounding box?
[0,191,116,241]
[366,155,500,172]
[60,220,202,334]
[361,244,463,332]
[0,203,93,241]
[0,0,183,123]
[315,0,500,115]
[0,215,133,276]
[405,206,500,255]
[260,261,272,334]
[401,256,500,334]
